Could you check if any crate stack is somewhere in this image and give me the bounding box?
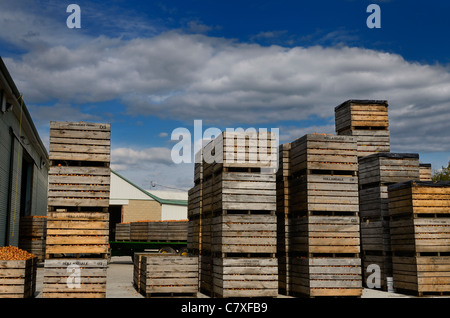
[335,100,390,157]
[42,121,111,298]
[287,134,362,297]
[19,216,47,261]
[419,163,432,181]
[358,153,420,290]
[198,131,279,298]
[276,142,292,294]
[388,181,450,296]
[115,222,130,241]
[187,149,203,255]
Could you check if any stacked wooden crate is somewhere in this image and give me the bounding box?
[388,181,450,296]
[19,216,47,261]
[115,222,130,241]
[0,246,37,298]
[188,150,203,254]
[419,163,432,181]
[138,254,198,297]
[129,220,188,242]
[287,134,362,297]
[200,131,279,298]
[335,100,390,157]
[358,153,420,290]
[276,142,292,294]
[43,121,111,298]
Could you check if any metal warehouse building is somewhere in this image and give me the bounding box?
[0,57,49,247]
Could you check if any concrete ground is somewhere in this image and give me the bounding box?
[33,256,427,298]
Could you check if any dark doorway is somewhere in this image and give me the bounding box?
[109,205,123,241]
[20,151,34,217]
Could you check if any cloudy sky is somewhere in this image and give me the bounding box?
[1,0,450,190]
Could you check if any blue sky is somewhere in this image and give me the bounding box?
[1,0,450,189]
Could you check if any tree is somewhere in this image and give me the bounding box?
[432,160,450,181]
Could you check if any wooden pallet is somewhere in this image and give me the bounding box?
[289,257,362,297]
[289,134,358,175]
[392,256,450,295]
[211,214,277,255]
[335,99,389,133]
[42,259,107,298]
[139,254,198,298]
[288,215,360,254]
[48,165,111,208]
[212,257,278,298]
[358,153,420,187]
[45,210,109,258]
[49,121,111,163]
[0,258,37,298]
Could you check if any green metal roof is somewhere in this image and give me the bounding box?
[111,169,188,206]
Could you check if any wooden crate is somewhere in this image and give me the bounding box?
[48,166,111,208]
[288,215,360,254]
[49,121,111,163]
[212,171,276,212]
[19,216,47,261]
[194,149,203,184]
[289,174,359,214]
[290,257,362,297]
[335,99,389,133]
[212,257,278,298]
[419,163,432,181]
[289,134,358,175]
[202,131,278,177]
[188,183,202,218]
[187,216,201,252]
[388,181,450,218]
[360,216,391,252]
[19,216,47,238]
[276,143,291,217]
[200,254,213,296]
[362,251,393,291]
[389,217,450,253]
[211,214,277,255]
[139,254,198,297]
[42,259,107,298]
[115,223,130,241]
[0,258,37,298]
[133,252,173,292]
[392,256,450,296]
[338,129,390,157]
[45,211,109,258]
[130,221,188,242]
[358,153,420,187]
[359,185,389,218]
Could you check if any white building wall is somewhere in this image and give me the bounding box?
[161,204,188,220]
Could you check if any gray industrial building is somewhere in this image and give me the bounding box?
[0,57,49,247]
